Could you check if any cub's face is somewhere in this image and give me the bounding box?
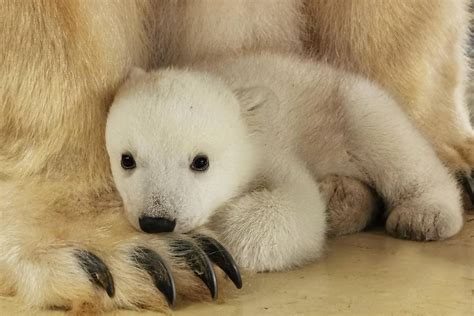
[106,68,256,233]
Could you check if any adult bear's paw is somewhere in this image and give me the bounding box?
[70,234,241,312]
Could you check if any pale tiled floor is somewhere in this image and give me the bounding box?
[1,214,473,315]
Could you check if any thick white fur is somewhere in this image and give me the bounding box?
[107,53,463,272]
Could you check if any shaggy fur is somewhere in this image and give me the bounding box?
[304,0,473,173]
[0,0,470,312]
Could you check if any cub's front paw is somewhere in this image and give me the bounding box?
[212,190,326,272]
[386,202,463,241]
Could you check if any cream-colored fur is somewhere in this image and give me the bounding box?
[0,0,470,312]
[304,0,473,173]
[107,53,463,272]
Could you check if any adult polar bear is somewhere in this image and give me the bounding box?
[0,0,471,313]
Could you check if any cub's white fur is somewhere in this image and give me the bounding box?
[106,53,463,272]
[106,68,258,233]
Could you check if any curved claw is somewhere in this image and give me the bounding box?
[171,239,217,300]
[193,235,242,289]
[459,172,474,205]
[76,250,115,297]
[132,247,176,307]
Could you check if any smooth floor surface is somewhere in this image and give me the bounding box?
[1,214,473,315]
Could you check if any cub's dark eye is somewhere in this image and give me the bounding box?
[121,153,136,170]
[191,155,209,172]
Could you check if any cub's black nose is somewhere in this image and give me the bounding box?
[139,216,176,233]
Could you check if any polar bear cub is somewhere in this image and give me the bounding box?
[106,53,463,272]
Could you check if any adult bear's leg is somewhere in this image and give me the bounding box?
[304,0,473,175]
[0,1,236,312]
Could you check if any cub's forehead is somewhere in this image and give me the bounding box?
[115,69,238,114]
[107,69,243,151]
[111,70,239,124]
[109,69,241,129]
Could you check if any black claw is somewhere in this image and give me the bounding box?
[459,172,474,205]
[132,247,176,307]
[171,239,217,300]
[76,250,115,297]
[193,235,242,289]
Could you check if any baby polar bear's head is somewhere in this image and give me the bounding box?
[106,67,259,234]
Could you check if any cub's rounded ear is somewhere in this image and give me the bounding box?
[127,67,147,81]
[233,86,278,114]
